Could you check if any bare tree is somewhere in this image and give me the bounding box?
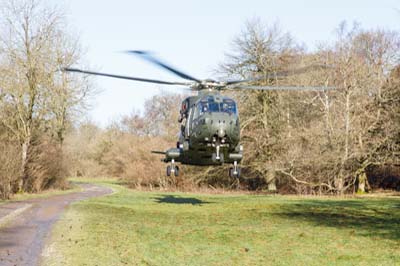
[221,19,311,191]
[0,0,90,191]
[121,92,186,140]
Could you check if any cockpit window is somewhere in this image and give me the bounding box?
[209,102,220,112]
[198,98,237,115]
[199,101,208,115]
[220,99,237,114]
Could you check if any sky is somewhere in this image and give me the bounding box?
[51,0,399,126]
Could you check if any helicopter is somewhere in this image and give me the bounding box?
[64,51,333,178]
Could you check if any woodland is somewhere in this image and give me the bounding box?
[0,0,399,199]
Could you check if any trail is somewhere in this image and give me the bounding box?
[0,183,112,266]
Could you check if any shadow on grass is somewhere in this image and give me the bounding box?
[153,195,211,205]
[273,198,400,241]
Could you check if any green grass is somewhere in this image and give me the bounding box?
[43,180,400,266]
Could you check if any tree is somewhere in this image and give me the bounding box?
[317,23,400,193]
[0,0,90,192]
[221,19,315,191]
[121,92,185,140]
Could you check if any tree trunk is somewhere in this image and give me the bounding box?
[344,91,351,161]
[266,169,277,192]
[335,172,344,195]
[357,167,370,194]
[336,89,351,195]
[357,172,367,193]
[20,137,31,192]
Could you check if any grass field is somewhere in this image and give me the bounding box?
[42,179,400,266]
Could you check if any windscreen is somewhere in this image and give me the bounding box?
[220,99,237,114]
[198,98,237,115]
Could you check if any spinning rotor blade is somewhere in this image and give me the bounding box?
[127,50,202,83]
[271,64,333,77]
[232,85,335,91]
[224,64,333,85]
[63,68,191,86]
[225,75,278,85]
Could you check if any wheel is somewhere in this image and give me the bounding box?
[229,167,234,178]
[229,167,241,178]
[212,153,224,163]
[166,165,172,176]
[174,166,180,177]
[236,167,241,178]
[219,153,224,164]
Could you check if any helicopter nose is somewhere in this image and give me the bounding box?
[217,128,225,138]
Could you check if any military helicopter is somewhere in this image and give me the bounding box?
[64,51,332,178]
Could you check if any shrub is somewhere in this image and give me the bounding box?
[0,142,21,199]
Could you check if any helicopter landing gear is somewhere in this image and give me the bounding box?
[212,153,224,164]
[229,161,241,178]
[166,159,179,177]
[212,144,224,163]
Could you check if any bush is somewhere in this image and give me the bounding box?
[24,137,68,193]
[0,142,21,199]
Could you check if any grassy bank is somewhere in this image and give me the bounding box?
[42,179,400,266]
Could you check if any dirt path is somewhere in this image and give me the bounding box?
[0,183,112,266]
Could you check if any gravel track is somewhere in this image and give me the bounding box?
[0,183,112,266]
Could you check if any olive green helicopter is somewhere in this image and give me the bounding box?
[64,51,332,178]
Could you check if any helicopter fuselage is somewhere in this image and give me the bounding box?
[163,92,243,166]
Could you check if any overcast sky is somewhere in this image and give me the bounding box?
[52,0,399,126]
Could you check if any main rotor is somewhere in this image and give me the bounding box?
[64,50,334,92]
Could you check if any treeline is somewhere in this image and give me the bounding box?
[223,20,400,194]
[65,20,400,194]
[0,0,90,199]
